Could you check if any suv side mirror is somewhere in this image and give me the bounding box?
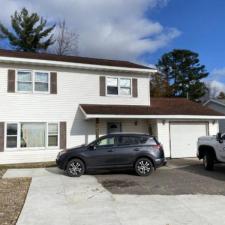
[216,132,223,143]
[88,144,96,150]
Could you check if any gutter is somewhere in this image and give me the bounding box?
[0,56,157,74]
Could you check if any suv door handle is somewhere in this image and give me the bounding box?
[134,148,140,151]
[108,149,114,152]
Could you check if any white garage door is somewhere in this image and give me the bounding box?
[170,122,208,158]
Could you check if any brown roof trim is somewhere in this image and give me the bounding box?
[80,98,224,116]
[0,49,152,70]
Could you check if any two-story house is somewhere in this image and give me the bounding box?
[0,49,224,164]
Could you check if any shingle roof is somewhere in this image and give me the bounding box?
[0,49,151,69]
[80,98,224,116]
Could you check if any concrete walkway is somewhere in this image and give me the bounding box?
[4,168,225,225]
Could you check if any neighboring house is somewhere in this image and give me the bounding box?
[0,49,224,164]
[203,99,225,132]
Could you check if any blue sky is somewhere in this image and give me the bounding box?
[145,0,225,82]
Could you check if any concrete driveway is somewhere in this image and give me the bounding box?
[3,159,225,225]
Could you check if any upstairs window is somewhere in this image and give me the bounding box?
[17,71,33,92]
[107,78,118,95]
[106,77,131,96]
[35,72,49,92]
[17,70,49,93]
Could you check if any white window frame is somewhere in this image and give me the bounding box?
[47,123,59,148]
[5,122,59,151]
[6,123,18,149]
[16,70,50,94]
[34,71,50,93]
[106,76,132,97]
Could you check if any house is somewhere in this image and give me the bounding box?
[203,99,225,132]
[0,49,224,164]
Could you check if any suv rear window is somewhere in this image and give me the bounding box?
[117,136,139,145]
[117,135,158,146]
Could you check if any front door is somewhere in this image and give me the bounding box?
[107,122,121,134]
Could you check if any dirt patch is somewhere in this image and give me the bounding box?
[0,169,6,178]
[0,178,31,225]
[0,161,56,169]
[101,179,138,188]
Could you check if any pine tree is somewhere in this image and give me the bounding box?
[156,49,208,100]
[0,8,55,52]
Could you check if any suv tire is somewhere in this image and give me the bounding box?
[203,152,214,171]
[66,158,85,177]
[135,157,154,176]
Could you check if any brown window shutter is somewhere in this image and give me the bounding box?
[132,78,138,97]
[99,76,106,96]
[60,122,67,149]
[50,72,57,94]
[8,70,15,93]
[0,122,4,152]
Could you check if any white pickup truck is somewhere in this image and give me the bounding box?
[197,133,225,170]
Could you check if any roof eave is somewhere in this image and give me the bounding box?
[0,56,156,73]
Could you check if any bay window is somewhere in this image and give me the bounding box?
[106,77,131,96]
[21,123,46,148]
[6,122,59,149]
[17,70,49,93]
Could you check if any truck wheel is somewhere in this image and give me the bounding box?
[203,152,214,171]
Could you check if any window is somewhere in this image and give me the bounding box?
[48,123,58,147]
[6,124,18,148]
[106,77,131,96]
[97,136,115,146]
[6,122,59,149]
[17,71,32,92]
[120,78,131,95]
[21,123,46,148]
[35,72,49,92]
[107,78,118,95]
[17,70,49,93]
[117,136,140,146]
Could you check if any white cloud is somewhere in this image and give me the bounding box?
[205,80,225,98]
[0,0,180,61]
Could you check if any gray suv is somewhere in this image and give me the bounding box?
[56,133,167,177]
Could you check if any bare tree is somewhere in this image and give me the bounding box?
[54,20,79,56]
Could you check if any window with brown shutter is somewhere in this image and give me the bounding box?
[132,78,138,97]
[60,122,67,149]
[8,70,15,93]
[50,72,57,94]
[0,122,4,152]
[99,76,106,96]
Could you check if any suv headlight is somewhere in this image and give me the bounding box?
[57,150,67,159]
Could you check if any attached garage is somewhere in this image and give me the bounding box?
[169,122,208,158]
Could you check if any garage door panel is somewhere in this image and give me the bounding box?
[170,123,207,158]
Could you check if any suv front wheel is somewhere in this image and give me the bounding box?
[66,158,85,177]
[203,152,214,171]
[135,158,154,176]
